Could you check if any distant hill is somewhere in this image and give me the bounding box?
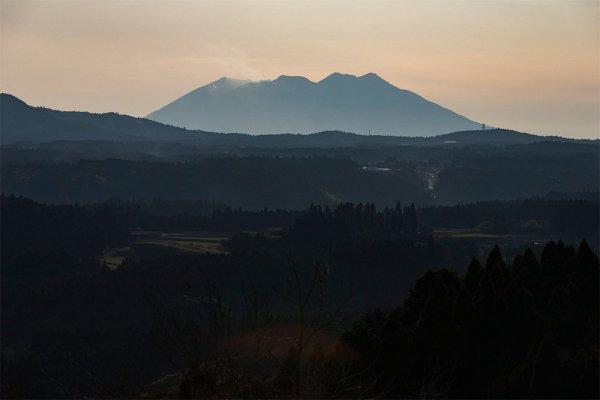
[1,93,585,148]
[0,93,198,143]
[0,157,433,208]
[146,73,483,136]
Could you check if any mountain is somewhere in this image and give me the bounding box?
[1,93,584,148]
[0,93,199,143]
[146,72,482,136]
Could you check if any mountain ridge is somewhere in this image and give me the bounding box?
[146,72,482,136]
[1,93,590,148]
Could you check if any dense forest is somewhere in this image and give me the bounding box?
[2,94,599,398]
[2,193,598,398]
[319,241,599,399]
[2,238,597,398]
[3,195,597,255]
[2,150,598,207]
[1,157,431,208]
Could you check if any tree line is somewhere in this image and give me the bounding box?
[2,194,598,256]
[333,240,599,398]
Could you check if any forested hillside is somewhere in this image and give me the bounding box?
[2,180,598,399]
[3,1,598,398]
[338,241,599,398]
[1,95,598,400]
[1,157,431,208]
[2,93,589,146]
[3,151,597,207]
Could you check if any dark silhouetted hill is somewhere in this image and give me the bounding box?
[0,93,200,143]
[2,93,590,148]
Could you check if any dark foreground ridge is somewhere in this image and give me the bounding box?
[2,194,598,398]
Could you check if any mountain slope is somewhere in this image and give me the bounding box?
[0,93,199,143]
[1,93,581,148]
[146,72,482,136]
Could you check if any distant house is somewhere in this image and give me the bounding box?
[362,166,391,172]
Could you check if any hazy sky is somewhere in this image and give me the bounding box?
[1,0,598,138]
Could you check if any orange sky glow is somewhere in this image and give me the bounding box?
[1,0,598,138]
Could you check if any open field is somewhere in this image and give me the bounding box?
[434,229,553,242]
[100,231,230,269]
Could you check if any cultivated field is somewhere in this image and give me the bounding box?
[101,231,229,269]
